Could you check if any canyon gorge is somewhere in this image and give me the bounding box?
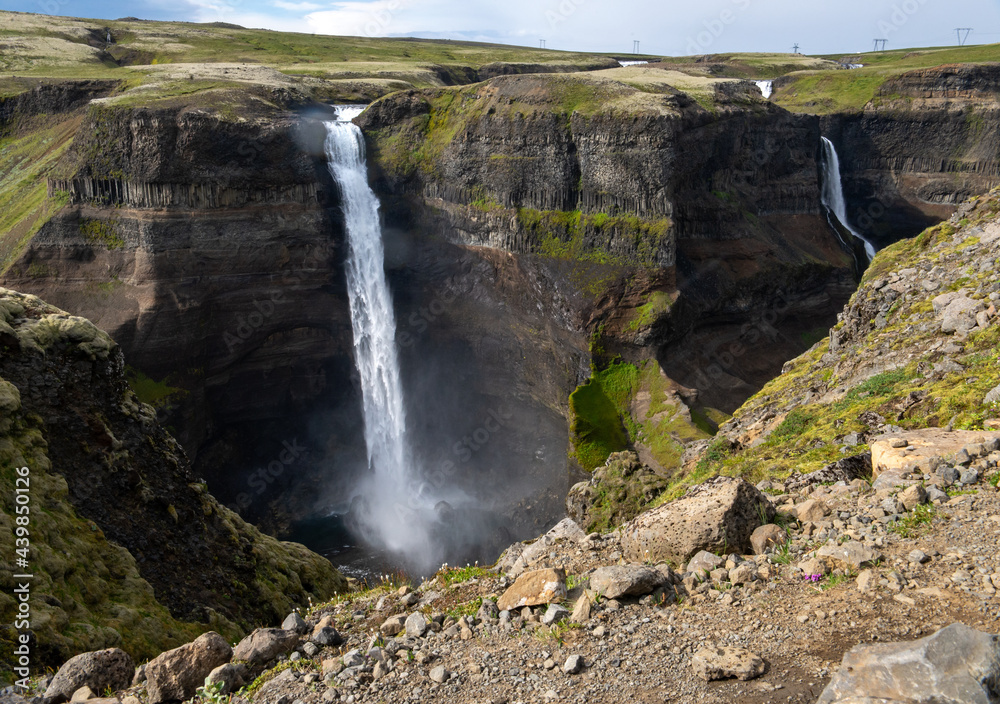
[3,12,1000,684]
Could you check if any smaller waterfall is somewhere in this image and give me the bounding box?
[754,80,773,99]
[819,137,876,262]
[618,59,649,67]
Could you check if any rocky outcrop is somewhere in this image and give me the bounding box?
[145,632,232,704]
[621,476,775,564]
[42,649,134,704]
[0,288,345,669]
[816,623,1000,704]
[566,451,667,533]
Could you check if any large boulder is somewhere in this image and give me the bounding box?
[589,565,666,599]
[145,632,232,704]
[232,628,298,667]
[497,568,567,611]
[44,649,134,704]
[621,476,775,564]
[816,623,1000,704]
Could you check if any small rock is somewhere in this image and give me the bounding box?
[750,524,787,555]
[729,563,756,585]
[312,627,343,647]
[281,613,308,634]
[204,664,247,695]
[691,646,766,682]
[145,632,232,704]
[793,499,831,523]
[342,650,364,668]
[44,649,134,704]
[428,666,448,683]
[816,541,880,571]
[541,604,569,626]
[890,438,909,449]
[856,570,876,593]
[589,564,665,599]
[405,612,428,638]
[907,550,930,564]
[686,551,724,575]
[960,468,979,484]
[233,628,299,666]
[496,568,567,611]
[380,615,406,637]
[570,594,591,623]
[563,655,584,674]
[69,687,94,702]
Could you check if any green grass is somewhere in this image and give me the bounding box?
[569,364,636,470]
[437,564,492,587]
[125,367,187,408]
[888,504,936,538]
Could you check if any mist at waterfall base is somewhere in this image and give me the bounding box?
[820,136,877,262]
[307,107,517,578]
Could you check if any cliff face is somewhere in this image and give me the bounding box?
[360,72,857,418]
[824,63,1000,248]
[2,96,364,530]
[0,287,345,672]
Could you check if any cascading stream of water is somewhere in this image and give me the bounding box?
[820,136,877,262]
[324,106,444,568]
[754,80,773,99]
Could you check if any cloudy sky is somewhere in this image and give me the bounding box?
[5,0,1000,56]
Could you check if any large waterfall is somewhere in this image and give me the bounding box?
[820,137,877,261]
[324,107,433,569]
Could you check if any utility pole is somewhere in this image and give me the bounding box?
[792,43,799,53]
[873,38,887,52]
[955,28,972,46]
[539,39,546,49]
[633,40,640,54]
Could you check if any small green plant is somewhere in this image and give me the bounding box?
[437,564,491,587]
[888,504,936,538]
[771,541,793,565]
[990,473,1000,488]
[195,681,228,704]
[820,572,853,590]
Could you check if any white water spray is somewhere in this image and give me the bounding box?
[819,136,876,262]
[754,80,773,99]
[324,107,446,568]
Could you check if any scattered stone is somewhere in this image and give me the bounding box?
[404,612,428,638]
[686,551,724,575]
[816,541,880,571]
[204,664,247,695]
[816,623,1000,704]
[750,524,787,555]
[890,438,909,449]
[496,568,567,611]
[428,666,448,683]
[540,603,569,626]
[570,594,591,623]
[691,646,766,682]
[856,569,876,592]
[69,687,94,702]
[621,476,774,564]
[380,615,406,637]
[898,484,928,510]
[233,628,299,666]
[477,599,500,622]
[145,632,232,704]
[44,649,134,704]
[589,565,665,599]
[907,549,930,564]
[342,650,364,668]
[960,468,980,484]
[985,383,1000,406]
[563,655,584,674]
[798,557,828,578]
[792,499,830,523]
[281,612,308,634]
[312,627,343,647]
[729,563,756,585]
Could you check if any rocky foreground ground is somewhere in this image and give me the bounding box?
[10,428,1000,704]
